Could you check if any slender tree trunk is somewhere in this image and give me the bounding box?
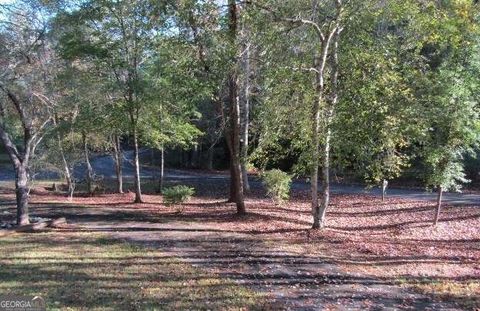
[15,162,29,225]
[112,134,123,194]
[228,93,246,214]
[57,133,74,198]
[132,126,143,203]
[158,147,164,193]
[53,116,74,198]
[240,15,251,193]
[226,0,246,215]
[318,125,331,228]
[434,185,443,226]
[83,133,94,196]
[382,179,388,202]
[227,157,236,203]
[311,96,321,229]
[240,77,250,192]
[313,27,341,229]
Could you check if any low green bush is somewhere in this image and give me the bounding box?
[162,185,195,205]
[262,169,292,204]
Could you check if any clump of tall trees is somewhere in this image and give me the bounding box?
[1,0,479,228]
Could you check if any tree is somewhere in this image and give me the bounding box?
[141,37,203,193]
[225,0,246,214]
[252,0,349,228]
[334,0,422,201]
[414,1,480,225]
[175,0,247,213]
[56,0,177,203]
[0,1,55,225]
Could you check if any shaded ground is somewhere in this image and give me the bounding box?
[0,232,266,310]
[0,182,478,310]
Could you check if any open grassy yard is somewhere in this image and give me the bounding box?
[0,181,479,310]
[0,232,265,310]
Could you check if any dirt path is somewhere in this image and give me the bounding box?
[71,218,461,310]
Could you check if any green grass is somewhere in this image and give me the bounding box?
[0,232,265,310]
[408,279,480,310]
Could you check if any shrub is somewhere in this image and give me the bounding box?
[262,169,292,204]
[162,185,195,205]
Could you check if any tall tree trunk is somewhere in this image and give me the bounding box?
[434,185,443,226]
[158,147,165,193]
[83,133,94,196]
[228,155,237,203]
[132,126,143,203]
[53,116,74,199]
[311,94,321,229]
[112,134,123,194]
[15,162,29,225]
[240,10,251,193]
[313,27,341,229]
[226,0,246,214]
[57,132,74,199]
[317,125,331,228]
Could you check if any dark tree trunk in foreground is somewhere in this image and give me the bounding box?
[15,163,29,225]
[1,126,31,225]
[112,134,123,194]
[434,186,443,226]
[226,0,245,215]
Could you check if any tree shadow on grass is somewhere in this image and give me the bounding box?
[1,233,474,310]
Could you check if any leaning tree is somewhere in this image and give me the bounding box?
[0,1,56,225]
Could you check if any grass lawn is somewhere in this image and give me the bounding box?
[0,180,478,309]
[0,232,265,310]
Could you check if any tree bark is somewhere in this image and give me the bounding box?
[313,25,341,229]
[132,125,143,203]
[57,132,74,199]
[434,185,443,226]
[225,0,246,215]
[15,162,29,225]
[0,85,49,226]
[158,147,164,193]
[82,133,94,196]
[311,40,330,229]
[0,113,31,225]
[240,7,251,193]
[112,134,123,194]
